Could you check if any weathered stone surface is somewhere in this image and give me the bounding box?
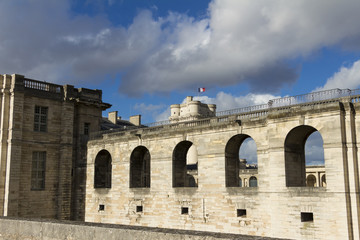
[86,97,360,240]
[0,74,110,221]
[0,217,288,240]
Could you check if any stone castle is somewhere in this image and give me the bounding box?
[86,87,360,239]
[1,74,359,239]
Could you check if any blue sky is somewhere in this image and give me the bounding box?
[1,0,360,124]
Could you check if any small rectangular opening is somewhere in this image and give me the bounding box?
[301,212,313,222]
[181,207,189,215]
[136,206,143,213]
[237,209,246,217]
[99,204,105,211]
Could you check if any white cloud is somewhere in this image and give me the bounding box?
[317,60,360,90]
[194,91,279,111]
[1,1,360,95]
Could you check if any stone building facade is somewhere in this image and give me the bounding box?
[85,90,360,240]
[0,74,110,220]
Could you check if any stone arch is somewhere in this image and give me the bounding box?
[285,125,324,187]
[225,134,257,187]
[173,141,197,187]
[130,146,150,188]
[94,150,112,188]
[306,174,316,187]
[239,177,242,187]
[249,176,258,187]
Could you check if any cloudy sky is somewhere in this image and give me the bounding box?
[1,0,360,125]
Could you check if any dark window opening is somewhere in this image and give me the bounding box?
[173,141,198,188]
[225,134,258,187]
[130,146,151,188]
[34,106,48,132]
[94,150,112,188]
[99,204,105,211]
[285,126,324,187]
[84,122,90,135]
[181,207,189,215]
[301,212,313,222]
[237,209,247,217]
[136,206,143,213]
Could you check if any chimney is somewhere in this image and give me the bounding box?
[129,115,141,126]
[108,111,118,124]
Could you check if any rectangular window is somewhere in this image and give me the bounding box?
[237,209,247,217]
[181,207,189,215]
[301,212,314,222]
[136,206,143,213]
[84,122,90,135]
[31,151,46,190]
[34,106,48,132]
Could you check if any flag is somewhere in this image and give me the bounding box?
[198,88,205,92]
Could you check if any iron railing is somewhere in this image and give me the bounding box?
[90,88,360,140]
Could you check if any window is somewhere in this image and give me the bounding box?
[173,141,198,188]
[34,106,48,132]
[31,151,46,190]
[181,207,189,215]
[99,204,105,211]
[285,126,324,187]
[84,122,90,135]
[130,146,151,188]
[301,212,314,222]
[237,209,247,217]
[225,134,258,187]
[249,176,258,187]
[94,150,112,188]
[136,206,143,213]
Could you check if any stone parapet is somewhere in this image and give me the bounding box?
[0,217,287,240]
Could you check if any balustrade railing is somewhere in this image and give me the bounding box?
[89,88,360,140]
[24,78,63,93]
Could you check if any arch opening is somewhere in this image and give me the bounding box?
[94,150,112,188]
[306,174,316,187]
[249,176,258,187]
[130,146,151,188]
[225,134,258,187]
[285,125,325,187]
[173,141,198,187]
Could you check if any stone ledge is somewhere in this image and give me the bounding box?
[0,217,289,240]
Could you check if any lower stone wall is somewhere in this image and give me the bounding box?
[0,217,287,240]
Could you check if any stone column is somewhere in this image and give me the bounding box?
[0,74,11,215]
[3,75,25,216]
[57,101,74,220]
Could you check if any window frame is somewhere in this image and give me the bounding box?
[31,151,46,190]
[34,106,48,132]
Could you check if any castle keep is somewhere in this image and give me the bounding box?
[0,74,110,220]
[86,89,360,240]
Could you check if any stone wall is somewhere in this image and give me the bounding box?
[0,74,110,221]
[0,217,287,240]
[86,98,360,240]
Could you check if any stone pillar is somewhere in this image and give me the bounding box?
[57,101,74,220]
[0,74,11,215]
[343,101,360,239]
[3,75,25,216]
